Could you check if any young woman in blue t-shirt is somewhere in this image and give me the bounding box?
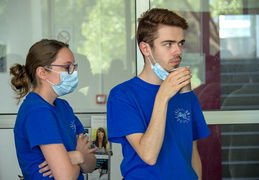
[10,39,97,180]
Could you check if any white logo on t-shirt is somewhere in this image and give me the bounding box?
[174,108,191,123]
[70,120,76,132]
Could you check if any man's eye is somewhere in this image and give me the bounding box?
[179,42,185,47]
[165,43,171,47]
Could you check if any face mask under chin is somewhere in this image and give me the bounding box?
[146,48,169,81]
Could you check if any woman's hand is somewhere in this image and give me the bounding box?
[76,134,98,173]
[38,161,53,178]
[76,134,98,153]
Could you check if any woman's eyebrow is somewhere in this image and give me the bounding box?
[64,61,75,64]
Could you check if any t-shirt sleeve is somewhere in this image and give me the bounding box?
[25,108,63,150]
[191,92,210,140]
[107,87,146,144]
[75,115,85,135]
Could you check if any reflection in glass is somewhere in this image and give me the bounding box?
[41,0,136,112]
[0,0,136,113]
[220,15,259,110]
[221,124,259,179]
[150,0,259,179]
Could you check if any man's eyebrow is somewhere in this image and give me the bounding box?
[160,39,185,44]
[161,40,176,44]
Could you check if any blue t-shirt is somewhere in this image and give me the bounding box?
[14,92,85,180]
[107,77,210,180]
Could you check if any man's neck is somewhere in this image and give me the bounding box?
[138,65,163,85]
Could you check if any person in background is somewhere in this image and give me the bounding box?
[107,8,210,180]
[93,127,108,152]
[10,39,97,180]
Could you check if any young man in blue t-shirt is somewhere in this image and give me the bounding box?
[107,8,210,180]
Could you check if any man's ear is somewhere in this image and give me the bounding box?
[36,66,48,80]
[139,42,150,57]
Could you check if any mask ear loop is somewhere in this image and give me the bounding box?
[146,45,157,67]
[146,56,153,68]
[46,79,54,85]
[44,67,61,74]
[44,67,58,86]
[149,48,157,64]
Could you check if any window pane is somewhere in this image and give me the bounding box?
[0,0,136,113]
[220,14,259,110]
[150,0,259,111]
[42,0,136,112]
[221,124,259,179]
[198,124,259,179]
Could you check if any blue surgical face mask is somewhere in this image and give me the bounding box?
[147,49,169,81]
[46,68,78,96]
